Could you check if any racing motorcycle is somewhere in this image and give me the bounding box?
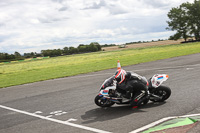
[95,74,171,107]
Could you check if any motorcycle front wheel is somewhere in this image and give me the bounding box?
[94,95,115,107]
[150,85,171,102]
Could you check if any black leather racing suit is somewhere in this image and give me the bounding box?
[116,72,149,107]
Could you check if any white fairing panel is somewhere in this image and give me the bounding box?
[151,74,169,88]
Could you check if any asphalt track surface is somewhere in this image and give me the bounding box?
[0,53,200,133]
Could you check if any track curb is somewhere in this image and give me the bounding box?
[130,114,200,133]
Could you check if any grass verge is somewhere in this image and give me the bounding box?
[0,42,200,88]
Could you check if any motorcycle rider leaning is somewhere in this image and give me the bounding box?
[115,69,150,108]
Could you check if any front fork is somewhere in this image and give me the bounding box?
[150,94,162,100]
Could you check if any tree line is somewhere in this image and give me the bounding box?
[0,52,26,62]
[167,0,200,41]
[0,42,101,62]
[41,42,101,57]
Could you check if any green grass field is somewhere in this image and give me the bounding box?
[0,42,200,88]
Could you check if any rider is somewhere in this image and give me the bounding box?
[115,69,150,108]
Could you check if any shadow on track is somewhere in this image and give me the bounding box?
[81,102,166,124]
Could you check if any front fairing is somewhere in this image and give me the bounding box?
[151,74,169,88]
[99,86,116,96]
[100,75,115,90]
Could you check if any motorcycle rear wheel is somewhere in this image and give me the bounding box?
[150,85,171,102]
[95,95,115,107]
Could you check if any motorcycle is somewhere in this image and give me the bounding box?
[95,73,171,107]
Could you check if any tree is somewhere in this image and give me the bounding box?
[169,33,182,40]
[187,0,200,40]
[14,51,21,58]
[167,0,200,41]
[63,47,69,55]
[78,45,88,53]
[56,49,63,56]
[90,42,101,51]
[89,43,98,52]
[41,50,51,56]
[167,4,190,41]
[69,47,78,54]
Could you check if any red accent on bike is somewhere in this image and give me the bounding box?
[132,106,138,108]
[134,99,138,102]
[103,90,108,93]
[147,81,149,86]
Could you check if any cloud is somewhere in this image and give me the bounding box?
[51,0,64,3]
[59,6,68,11]
[83,0,128,15]
[0,0,193,54]
[83,0,106,9]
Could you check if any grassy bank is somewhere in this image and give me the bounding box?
[0,42,200,88]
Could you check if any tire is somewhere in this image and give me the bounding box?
[94,95,115,107]
[150,85,171,102]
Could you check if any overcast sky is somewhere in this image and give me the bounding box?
[0,0,193,54]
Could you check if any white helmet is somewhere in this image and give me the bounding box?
[114,69,126,84]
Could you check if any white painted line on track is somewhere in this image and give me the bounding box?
[0,105,112,133]
[132,63,200,72]
[130,113,200,133]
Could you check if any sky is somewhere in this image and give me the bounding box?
[0,0,193,54]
